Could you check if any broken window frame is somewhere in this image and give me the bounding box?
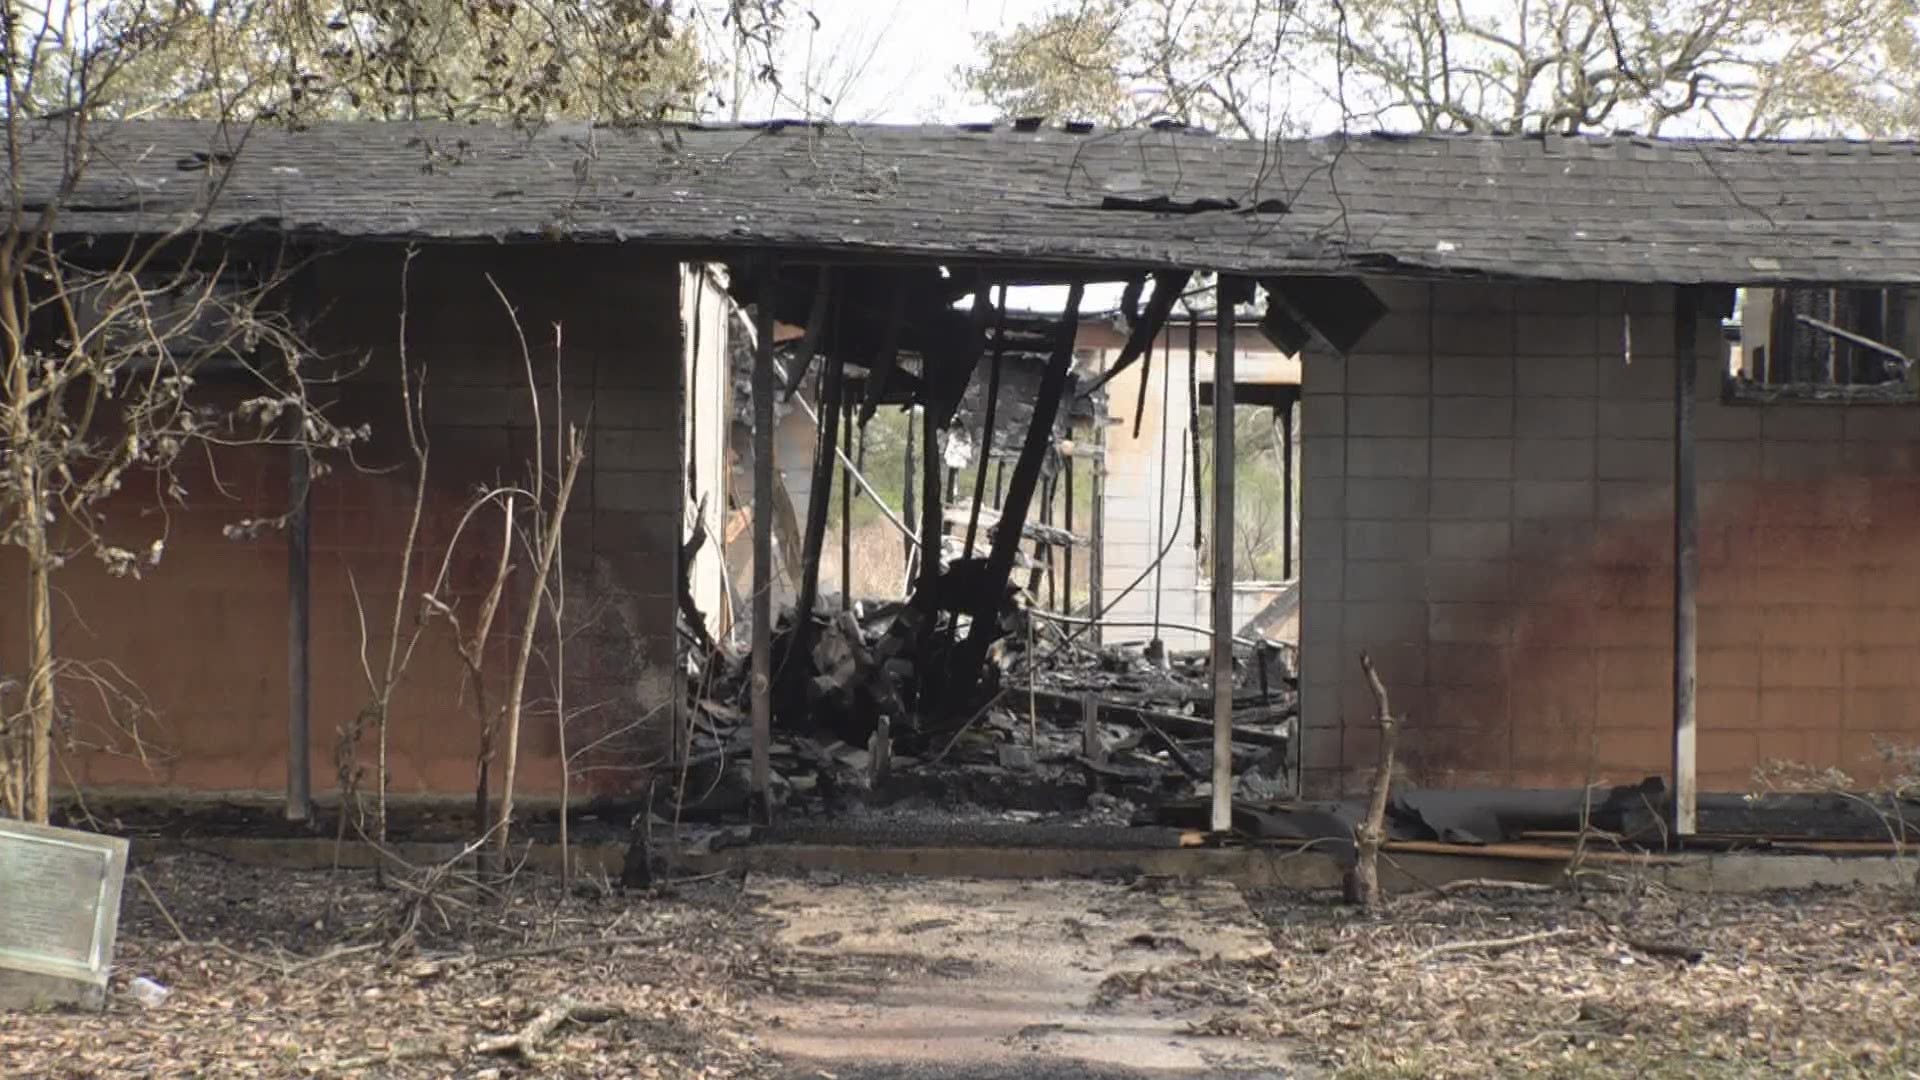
[1727,285,1919,404]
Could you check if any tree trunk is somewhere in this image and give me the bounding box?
[23,522,53,823]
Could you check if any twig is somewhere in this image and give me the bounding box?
[325,1042,451,1071]
[1414,927,1586,963]
[1344,651,1400,909]
[1410,877,1557,902]
[132,871,191,945]
[475,1000,625,1057]
[465,933,668,970]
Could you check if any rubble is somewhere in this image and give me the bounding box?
[676,589,1302,828]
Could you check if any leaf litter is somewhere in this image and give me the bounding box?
[1099,880,1920,1078]
[2,852,785,1078]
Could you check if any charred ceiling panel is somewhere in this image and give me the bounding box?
[1261,276,1389,357]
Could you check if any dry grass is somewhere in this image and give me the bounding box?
[1103,883,1920,1079]
[2,854,779,1078]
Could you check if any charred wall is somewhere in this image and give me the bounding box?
[8,244,688,800]
[1301,281,1920,796]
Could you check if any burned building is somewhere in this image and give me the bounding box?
[7,120,1920,840]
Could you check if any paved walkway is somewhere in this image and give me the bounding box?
[750,875,1296,1078]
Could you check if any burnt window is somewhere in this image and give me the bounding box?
[1731,286,1916,402]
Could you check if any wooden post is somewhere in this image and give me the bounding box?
[920,405,942,588]
[1672,286,1700,838]
[1280,399,1295,581]
[286,436,312,822]
[964,287,1008,559]
[1211,278,1244,835]
[903,405,919,574]
[788,342,844,700]
[841,399,853,610]
[949,283,1086,706]
[1081,694,1103,763]
[751,267,777,818]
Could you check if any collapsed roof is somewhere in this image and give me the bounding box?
[13,118,1920,284]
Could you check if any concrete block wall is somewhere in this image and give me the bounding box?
[1095,344,1207,650]
[30,245,690,799]
[1301,280,1920,797]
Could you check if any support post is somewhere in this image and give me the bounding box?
[751,268,777,818]
[964,287,1007,559]
[1672,286,1700,838]
[1280,399,1295,581]
[286,437,312,822]
[919,403,942,598]
[841,399,853,610]
[949,283,1086,707]
[903,405,919,574]
[787,342,844,701]
[1212,278,1245,835]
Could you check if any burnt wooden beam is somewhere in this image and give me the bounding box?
[902,404,918,572]
[840,398,853,610]
[918,400,944,600]
[751,265,777,818]
[786,324,846,705]
[780,269,833,400]
[947,281,1086,710]
[1078,270,1193,400]
[1673,285,1700,838]
[858,284,909,425]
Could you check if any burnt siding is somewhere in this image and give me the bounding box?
[1301,280,1920,796]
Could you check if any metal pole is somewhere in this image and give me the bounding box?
[1063,450,1075,613]
[286,437,312,822]
[1211,278,1243,835]
[751,267,777,818]
[1672,286,1700,838]
[1089,415,1106,649]
[1151,324,1172,647]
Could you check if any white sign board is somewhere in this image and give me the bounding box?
[0,819,130,1010]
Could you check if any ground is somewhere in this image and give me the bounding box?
[4,853,1918,1077]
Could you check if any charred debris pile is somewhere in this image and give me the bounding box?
[686,597,1300,822]
[678,264,1300,824]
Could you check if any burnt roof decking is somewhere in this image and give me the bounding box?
[14,119,1920,284]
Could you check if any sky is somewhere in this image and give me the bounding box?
[723,0,1055,125]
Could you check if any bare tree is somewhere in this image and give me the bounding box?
[967,0,1295,139]
[0,2,369,823]
[966,0,1920,137]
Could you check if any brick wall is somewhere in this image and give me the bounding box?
[7,244,690,800]
[1301,281,1920,796]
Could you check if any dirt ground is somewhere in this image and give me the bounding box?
[1116,878,1920,1079]
[2,852,781,1078]
[5,853,1919,1078]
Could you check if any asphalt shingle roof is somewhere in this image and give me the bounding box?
[15,119,1920,284]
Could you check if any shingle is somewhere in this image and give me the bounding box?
[9,120,1920,284]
